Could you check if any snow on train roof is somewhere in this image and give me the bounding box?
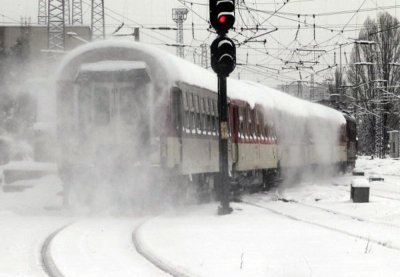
[80,61,147,72]
[57,40,345,124]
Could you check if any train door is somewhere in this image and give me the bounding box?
[114,81,151,161]
[75,61,152,169]
[91,83,115,146]
[75,81,115,170]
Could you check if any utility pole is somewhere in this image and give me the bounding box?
[38,0,48,25]
[310,74,315,101]
[297,80,302,98]
[72,0,83,25]
[172,8,188,58]
[374,80,384,158]
[91,0,105,40]
[48,0,65,53]
[200,43,208,68]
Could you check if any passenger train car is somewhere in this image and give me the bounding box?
[56,41,356,202]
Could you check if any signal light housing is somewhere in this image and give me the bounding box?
[210,0,235,34]
[211,36,236,77]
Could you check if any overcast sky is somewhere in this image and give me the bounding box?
[1,0,399,87]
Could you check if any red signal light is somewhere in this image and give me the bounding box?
[219,15,227,24]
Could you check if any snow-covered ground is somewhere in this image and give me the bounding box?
[0,156,400,276]
[0,170,167,276]
[138,156,400,276]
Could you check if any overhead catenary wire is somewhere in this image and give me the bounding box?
[66,0,400,89]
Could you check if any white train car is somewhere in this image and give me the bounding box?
[56,41,355,201]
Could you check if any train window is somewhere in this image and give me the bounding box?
[182,90,188,111]
[193,94,198,112]
[264,124,269,138]
[258,111,264,139]
[249,110,253,138]
[193,95,198,132]
[209,98,214,116]
[199,97,205,133]
[247,111,251,137]
[270,124,276,140]
[194,95,202,133]
[182,91,190,133]
[242,107,247,138]
[93,86,110,126]
[210,100,215,134]
[181,94,187,132]
[188,92,194,112]
[199,97,204,114]
[206,98,212,134]
[207,114,212,134]
[203,98,208,133]
[211,116,216,134]
[188,92,195,133]
[191,95,196,132]
[239,107,244,139]
[184,110,190,133]
[204,98,210,133]
[254,110,259,139]
[171,87,182,133]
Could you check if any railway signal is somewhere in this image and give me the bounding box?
[210,0,236,215]
[210,0,235,34]
[211,36,236,77]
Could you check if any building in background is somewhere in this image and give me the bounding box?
[0,24,91,162]
[0,25,91,66]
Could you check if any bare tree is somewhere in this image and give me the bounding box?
[347,12,400,154]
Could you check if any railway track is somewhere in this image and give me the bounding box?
[243,194,400,252]
[41,225,70,277]
[41,218,170,277]
[133,220,191,277]
[279,197,400,229]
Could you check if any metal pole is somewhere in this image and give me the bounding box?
[340,44,343,102]
[72,0,83,25]
[172,8,188,58]
[38,0,48,25]
[134,27,140,41]
[91,0,105,40]
[217,75,232,215]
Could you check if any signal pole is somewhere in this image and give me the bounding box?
[217,74,231,214]
[172,8,188,58]
[210,0,236,215]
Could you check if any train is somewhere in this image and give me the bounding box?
[55,40,357,204]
